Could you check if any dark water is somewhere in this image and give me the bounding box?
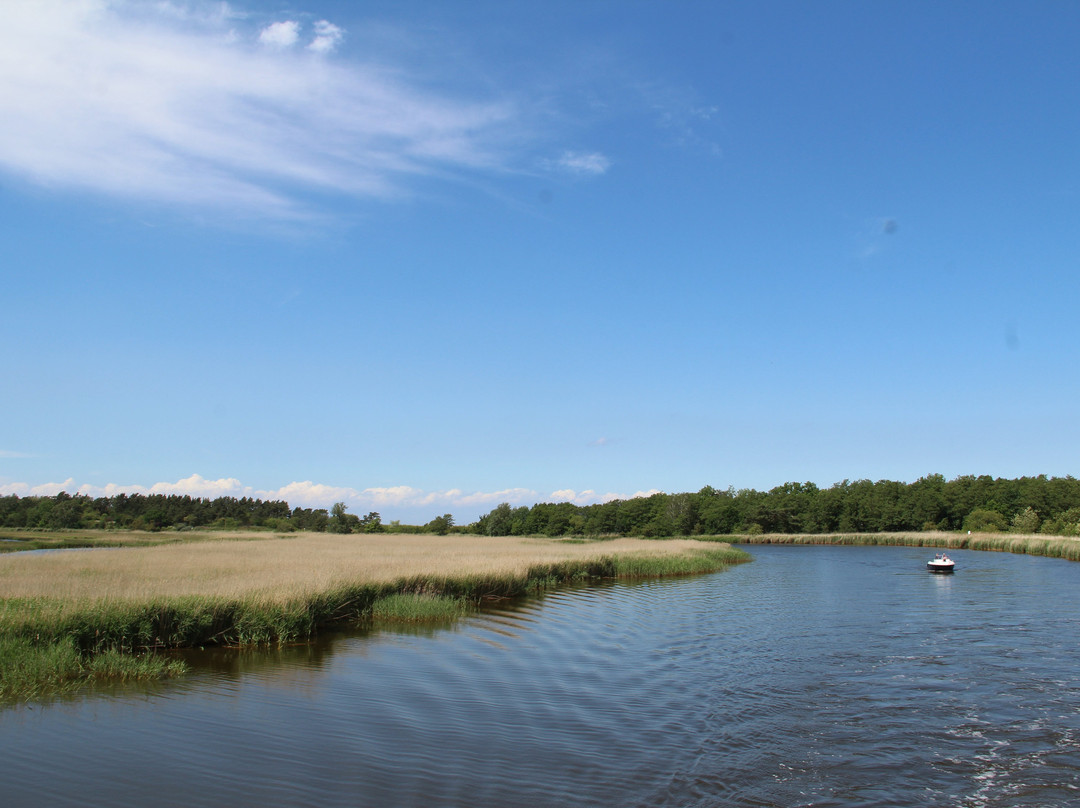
[3,544,1080,807]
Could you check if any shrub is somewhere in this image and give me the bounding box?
[1009,506,1040,534]
[963,508,1009,533]
[1039,507,1080,537]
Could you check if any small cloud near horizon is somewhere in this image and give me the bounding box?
[0,474,659,519]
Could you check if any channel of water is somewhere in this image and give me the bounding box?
[2,544,1079,806]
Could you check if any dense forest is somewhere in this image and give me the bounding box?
[0,492,368,533]
[4,475,1080,538]
[473,475,1080,538]
[0,490,462,535]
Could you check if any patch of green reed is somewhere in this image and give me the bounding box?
[0,636,84,700]
[607,546,750,577]
[371,593,471,623]
[522,545,751,590]
[0,636,184,702]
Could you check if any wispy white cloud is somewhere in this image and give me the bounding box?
[309,20,344,54]
[0,1,528,220]
[551,150,611,176]
[0,474,658,518]
[0,450,34,459]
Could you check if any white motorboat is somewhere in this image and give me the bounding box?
[927,553,955,573]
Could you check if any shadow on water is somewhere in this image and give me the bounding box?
[172,593,551,681]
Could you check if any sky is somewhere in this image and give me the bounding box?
[2,0,1078,524]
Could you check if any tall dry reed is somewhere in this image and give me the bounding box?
[0,534,729,604]
[0,533,749,700]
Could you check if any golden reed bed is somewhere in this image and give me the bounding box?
[0,533,718,604]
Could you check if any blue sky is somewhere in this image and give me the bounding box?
[2,0,1078,523]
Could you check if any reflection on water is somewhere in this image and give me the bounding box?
[3,545,1080,807]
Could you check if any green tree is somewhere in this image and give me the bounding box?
[426,513,454,535]
[45,496,85,530]
[360,512,384,533]
[481,502,514,536]
[1009,506,1040,534]
[1039,506,1080,537]
[328,502,352,534]
[963,507,1009,533]
[665,492,698,535]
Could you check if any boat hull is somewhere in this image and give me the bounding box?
[927,561,955,573]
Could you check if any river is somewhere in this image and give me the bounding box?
[3,544,1079,806]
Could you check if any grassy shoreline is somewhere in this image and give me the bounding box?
[732,530,1080,561]
[0,534,749,702]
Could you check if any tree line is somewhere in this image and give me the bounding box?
[0,492,358,533]
[473,475,1080,538]
[0,490,463,536]
[6,474,1080,538]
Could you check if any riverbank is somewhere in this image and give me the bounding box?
[0,533,749,702]
[733,530,1080,561]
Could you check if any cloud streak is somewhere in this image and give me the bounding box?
[0,474,658,520]
[0,1,526,219]
[309,20,344,54]
[545,150,612,176]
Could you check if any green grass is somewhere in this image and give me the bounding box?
[0,543,749,703]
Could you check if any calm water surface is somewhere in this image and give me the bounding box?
[3,544,1080,807]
